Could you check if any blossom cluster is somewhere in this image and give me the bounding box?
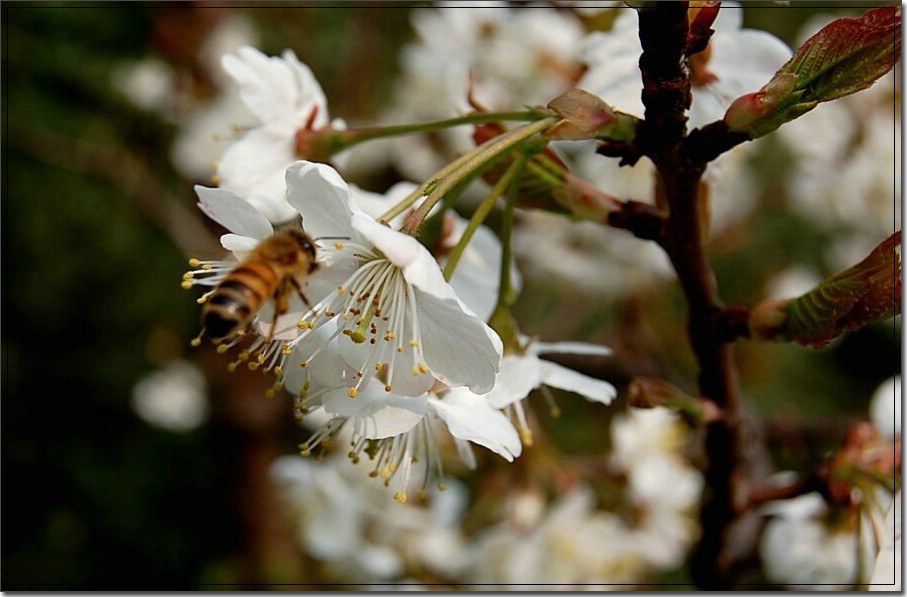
[116,2,900,589]
[270,404,703,588]
[173,25,620,500]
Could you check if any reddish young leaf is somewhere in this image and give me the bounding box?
[724,7,900,139]
[782,232,901,348]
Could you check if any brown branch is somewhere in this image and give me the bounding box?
[634,3,747,588]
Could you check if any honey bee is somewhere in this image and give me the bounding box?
[201,228,319,342]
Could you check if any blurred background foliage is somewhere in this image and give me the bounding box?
[2,2,899,589]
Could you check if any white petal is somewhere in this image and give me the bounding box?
[430,390,522,461]
[532,340,613,357]
[216,128,298,224]
[321,384,428,439]
[194,185,273,239]
[220,233,260,256]
[222,46,326,127]
[870,492,901,590]
[414,290,503,394]
[446,220,515,322]
[281,48,330,126]
[286,161,361,239]
[484,355,543,409]
[353,215,504,393]
[539,360,617,404]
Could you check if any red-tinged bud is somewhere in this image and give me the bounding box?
[724,7,900,139]
[546,89,615,140]
[545,89,639,143]
[629,376,723,425]
[687,1,720,56]
[751,232,901,348]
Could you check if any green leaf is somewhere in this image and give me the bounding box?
[783,232,901,348]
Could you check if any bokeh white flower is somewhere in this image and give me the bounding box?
[131,359,209,432]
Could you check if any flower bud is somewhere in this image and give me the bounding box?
[545,89,638,142]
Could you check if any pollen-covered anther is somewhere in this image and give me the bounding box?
[348,387,358,398]
[520,428,535,447]
[394,491,408,504]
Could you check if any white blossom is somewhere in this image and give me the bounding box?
[215,47,344,224]
[271,453,472,581]
[184,162,503,399]
[131,360,208,432]
[760,493,863,590]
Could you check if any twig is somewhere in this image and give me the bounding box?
[634,3,746,588]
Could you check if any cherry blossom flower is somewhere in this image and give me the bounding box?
[215,46,343,224]
[271,454,472,582]
[276,161,503,397]
[290,376,521,501]
[457,336,616,445]
[184,161,503,399]
[130,359,209,432]
[760,492,867,589]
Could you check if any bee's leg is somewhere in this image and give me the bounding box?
[289,278,315,312]
[263,280,290,348]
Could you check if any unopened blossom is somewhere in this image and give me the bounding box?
[215,46,343,224]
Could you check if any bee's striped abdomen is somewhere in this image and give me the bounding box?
[202,261,280,340]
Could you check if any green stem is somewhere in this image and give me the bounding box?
[442,153,528,282]
[340,110,549,148]
[399,116,559,234]
[497,154,524,312]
